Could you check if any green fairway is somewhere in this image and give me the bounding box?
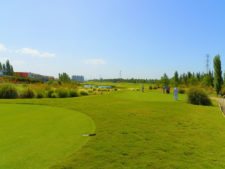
[1,91,225,169]
[0,104,95,169]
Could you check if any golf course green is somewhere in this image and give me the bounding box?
[1,91,225,169]
[0,104,95,169]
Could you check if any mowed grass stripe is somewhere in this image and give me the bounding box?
[0,104,95,169]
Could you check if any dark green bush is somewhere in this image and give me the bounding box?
[0,84,18,99]
[69,90,79,97]
[20,88,35,98]
[57,89,69,98]
[153,86,158,90]
[47,89,55,98]
[51,92,58,98]
[187,88,212,106]
[80,90,89,96]
[221,88,225,96]
[179,88,186,94]
[36,92,44,98]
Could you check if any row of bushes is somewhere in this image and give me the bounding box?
[149,86,160,90]
[0,85,89,99]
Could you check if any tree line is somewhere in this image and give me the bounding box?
[162,54,223,95]
[93,55,224,95]
[92,78,157,84]
[1,55,224,95]
[0,60,14,76]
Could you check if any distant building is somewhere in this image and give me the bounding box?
[72,75,84,82]
[15,72,54,82]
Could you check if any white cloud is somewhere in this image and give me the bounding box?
[0,43,7,52]
[84,58,106,65]
[17,48,56,58]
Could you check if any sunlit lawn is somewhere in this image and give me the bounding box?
[0,90,224,169]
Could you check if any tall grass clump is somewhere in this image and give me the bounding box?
[57,88,69,98]
[47,89,57,98]
[0,84,18,99]
[187,88,212,106]
[20,88,35,98]
[69,89,79,97]
[80,90,89,96]
[36,91,44,98]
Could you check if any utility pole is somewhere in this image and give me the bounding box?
[119,70,122,79]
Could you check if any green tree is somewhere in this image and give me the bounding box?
[203,71,214,87]
[10,65,14,75]
[58,72,71,82]
[4,60,14,75]
[213,55,223,95]
[6,60,10,75]
[180,73,188,85]
[0,62,2,71]
[2,64,6,72]
[187,72,192,79]
[173,71,179,86]
[161,73,169,87]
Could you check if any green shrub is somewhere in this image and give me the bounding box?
[69,90,79,97]
[187,88,212,106]
[36,92,44,98]
[57,89,69,98]
[47,80,61,86]
[88,89,93,93]
[179,88,186,94]
[47,89,55,98]
[20,88,35,98]
[0,84,18,99]
[51,92,58,98]
[153,86,158,90]
[80,90,89,96]
[221,88,225,96]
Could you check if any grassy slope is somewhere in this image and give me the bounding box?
[0,104,95,169]
[0,91,225,169]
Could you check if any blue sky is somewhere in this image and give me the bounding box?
[0,0,224,79]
